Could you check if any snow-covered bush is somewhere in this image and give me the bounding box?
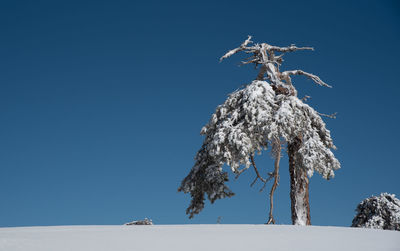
[351,193,400,231]
[125,218,153,225]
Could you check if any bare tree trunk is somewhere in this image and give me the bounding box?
[266,142,281,224]
[288,136,311,225]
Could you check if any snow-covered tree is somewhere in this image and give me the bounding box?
[178,36,340,225]
[352,193,400,231]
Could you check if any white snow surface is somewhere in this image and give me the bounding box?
[0,225,398,251]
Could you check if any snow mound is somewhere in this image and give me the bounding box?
[0,225,399,251]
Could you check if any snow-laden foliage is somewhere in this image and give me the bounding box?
[201,81,276,173]
[352,193,400,231]
[275,95,339,179]
[179,80,340,218]
[178,147,234,217]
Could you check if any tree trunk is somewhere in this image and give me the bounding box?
[288,136,311,225]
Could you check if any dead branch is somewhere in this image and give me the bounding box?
[240,58,259,65]
[266,44,314,53]
[220,35,253,62]
[250,155,273,192]
[281,70,332,88]
[220,36,333,101]
[234,165,250,179]
[317,112,337,119]
[250,155,266,183]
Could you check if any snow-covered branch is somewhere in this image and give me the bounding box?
[266,44,314,53]
[281,70,332,88]
[220,35,253,62]
[219,36,331,92]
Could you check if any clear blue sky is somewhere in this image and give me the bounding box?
[1,0,399,227]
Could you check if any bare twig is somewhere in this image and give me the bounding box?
[249,155,273,192]
[250,155,266,183]
[302,95,311,102]
[234,166,250,179]
[240,58,258,65]
[317,112,337,119]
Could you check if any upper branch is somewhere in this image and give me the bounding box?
[220,35,253,62]
[266,44,314,53]
[219,36,333,91]
[220,37,316,71]
[281,70,332,88]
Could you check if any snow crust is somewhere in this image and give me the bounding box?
[0,225,398,251]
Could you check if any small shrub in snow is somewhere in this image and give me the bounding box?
[125,218,153,225]
[351,193,400,231]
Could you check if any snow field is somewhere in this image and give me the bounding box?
[0,225,399,251]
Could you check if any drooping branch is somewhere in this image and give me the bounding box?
[281,70,332,88]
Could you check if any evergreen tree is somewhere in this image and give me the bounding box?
[178,37,340,225]
[352,193,400,231]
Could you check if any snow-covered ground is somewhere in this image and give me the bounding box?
[0,225,399,251]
